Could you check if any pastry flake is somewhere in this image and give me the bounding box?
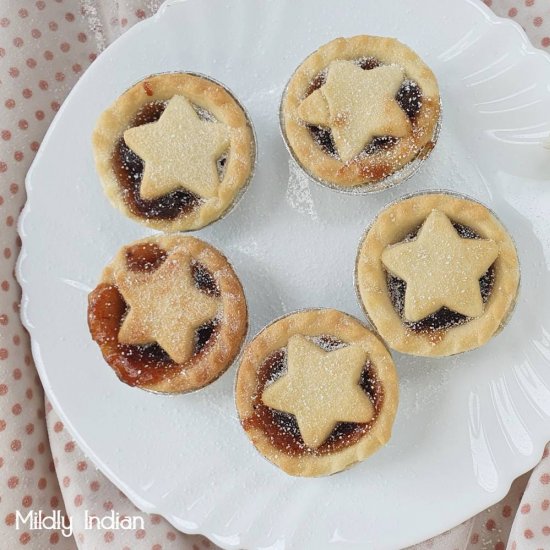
[298,61,410,162]
[123,95,230,200]
[262,335,374,449]
[381,210,499,322]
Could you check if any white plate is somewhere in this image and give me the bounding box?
[18,0,550,548]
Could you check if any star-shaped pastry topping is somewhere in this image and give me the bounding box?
[115,251,220,363]
[262,335,374,449]
[123,95,230,200]
[381,210,499,323]
[298,61,411,163]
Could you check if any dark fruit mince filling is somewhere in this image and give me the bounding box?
[387,222,496,335]
[304,56,423,159]
[88,243,220,386]
[242,336,384,456]
[125,242,167,272]
[112,100,227,221]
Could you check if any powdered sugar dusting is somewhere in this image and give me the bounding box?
[286,159,319,220]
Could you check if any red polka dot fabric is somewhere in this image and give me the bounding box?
[0,1,549,549]
[487,0,550,51]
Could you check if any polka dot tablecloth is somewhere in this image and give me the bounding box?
[1,1,549,549]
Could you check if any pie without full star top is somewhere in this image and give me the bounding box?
[280,35,441,190]
[235,309,399,477]
[92,72,256,232]
[87,234,248,393]
[355,193,520,357]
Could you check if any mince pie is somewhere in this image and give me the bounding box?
[235,309,398,476]
[356,193,520,356]
[93,73,256,231]
[280,35,441,191]
[88,235,248,393]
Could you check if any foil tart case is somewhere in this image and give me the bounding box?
[96,71,258,233]
[279,65,442,195]
[353,190,521,357]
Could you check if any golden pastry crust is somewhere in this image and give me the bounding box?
[281,35,440,189]
[88,235,248,393]
[92,73,256,231]
[235,309,399,477]
[356,193,520,356]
